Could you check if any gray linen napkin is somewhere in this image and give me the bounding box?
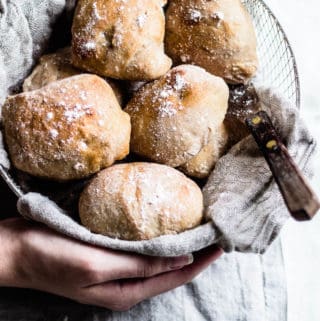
[0,0,71,105]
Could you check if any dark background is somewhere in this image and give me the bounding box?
[0,178,18,219]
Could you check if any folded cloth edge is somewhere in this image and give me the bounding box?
[203,86,317,254]
[17,192,221,257]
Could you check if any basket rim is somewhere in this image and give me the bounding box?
[0,0,301,199]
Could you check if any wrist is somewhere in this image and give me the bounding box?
[0,218,24,287]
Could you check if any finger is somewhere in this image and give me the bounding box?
[127,246,223,303]
[83,250,194,285]
[83,246,223,311]
[20,222,195,286]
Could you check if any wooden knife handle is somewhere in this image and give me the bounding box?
[246,111,320,221]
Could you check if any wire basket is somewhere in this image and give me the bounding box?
[242,0,300,107]
[0,0,301,198]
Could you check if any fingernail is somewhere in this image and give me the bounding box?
[169,254,194,270]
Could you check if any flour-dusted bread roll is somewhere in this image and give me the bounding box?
[2,74,131,181]
[23,47,124,106]
[165,0,258,84]
[79,163,204,240]
[125,65,229,178]
[72,0,172,80]
[23,48,80,92]
[179,126,228,178]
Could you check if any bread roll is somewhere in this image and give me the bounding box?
[23,48,80,92]
[165,0,258,84]
[72,0,172,80]
[179,125,228,178]
[79,163,204,240]
[2,74,131,181]
[125,65,229,178]
[23,47,124,106]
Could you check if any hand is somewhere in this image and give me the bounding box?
[0,218,223,311]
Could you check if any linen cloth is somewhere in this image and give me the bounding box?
[0,0,316,320]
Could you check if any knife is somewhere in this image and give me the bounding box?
[225,84,320,221]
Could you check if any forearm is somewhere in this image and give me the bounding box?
[0,218,23,287]
[0,217,222,310]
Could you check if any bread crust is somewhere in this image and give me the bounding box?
[165,0,258,84]
[179,124,228,178]
[79,163,204,240]
[72,0,172,80]
[23,48,80,92]
[2,74,131,181]
[125,65,229,178]
[23,47,124,106]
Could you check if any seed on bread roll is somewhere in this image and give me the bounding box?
[165,0,258,84]
[125,65,229,178]
[23,47,124,106]
[71,0,172,80]
[2,74,131,181]
[79,163,204,240]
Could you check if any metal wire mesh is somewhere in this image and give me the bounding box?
[242,0,301,108]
